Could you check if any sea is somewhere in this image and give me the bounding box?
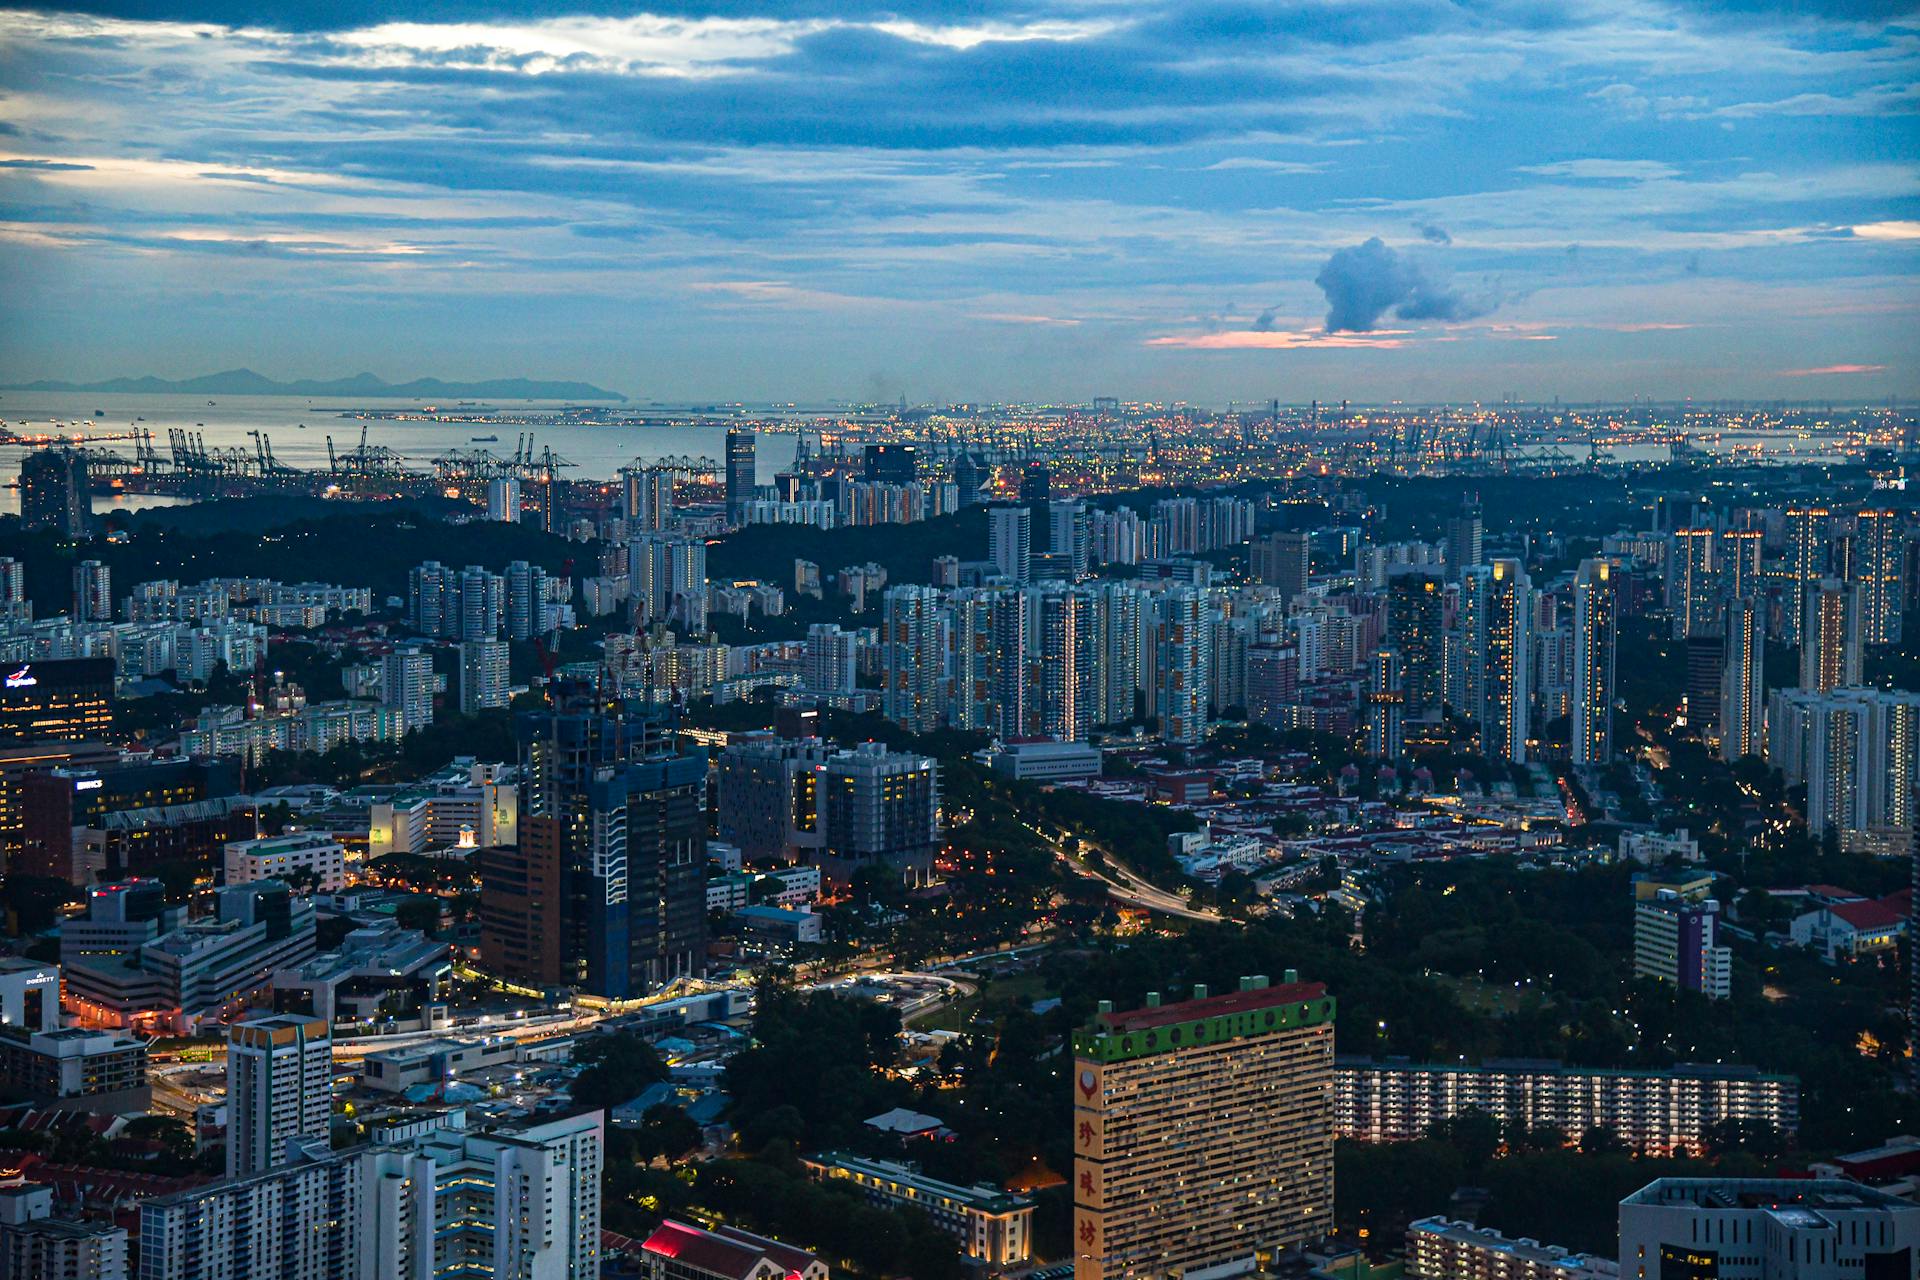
[0,392,805,518]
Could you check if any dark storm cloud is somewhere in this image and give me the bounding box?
[1314,237,1498,332]
[1416,222,1451,245]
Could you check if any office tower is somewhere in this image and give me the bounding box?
[1019,462,1050,503]
[1854,507,1903,645]
[1800,578,1863,692]
[510,684,704,996]
[1387,571,1446,716]
[504,560,549,641]
[1768,686,1920,855]
[882,585,943,733]
[1251,532,1311,603]
[226,1013,333,1177]
[1038,587,1096,741]
[1571,559,1616,766]
[1155,587,1211,745]
[1634,890,1731,1000]
[457,639,510,713]
[953,451,988,505]
[359,1111,606,1280]
[19,449,87,536]
[1718,527,1763,603]
[485,476,520,522]
[804,623,857,694]
[864,443,919,483]
[71,559,110,623]
[725,430,756,515]
[408,561,451,636]
[622,466,675,531]
[1093,583,1145,726]
[1721,597,1765,761]
[798,742,940,885]
[1618,1178,1920,1277]
[1782,506,1831,644]
[1444,502,1483,580]
[1073,975,1336,1280]
[455,564,505,641]
[1050,501,1092,580]
[1461,559,1531,762]
[715,736,832,863]
[1366,648,1405,759]
[1669,527,1719,639]
[989,504,1032,584]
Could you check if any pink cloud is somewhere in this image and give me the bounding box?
[1780,363,1886,376]
[1145,328,1409,350]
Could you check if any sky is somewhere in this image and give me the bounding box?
[0,0,1915,405]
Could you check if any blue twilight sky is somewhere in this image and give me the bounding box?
[0,0,1915,404]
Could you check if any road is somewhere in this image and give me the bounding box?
[1026,820,1223,923]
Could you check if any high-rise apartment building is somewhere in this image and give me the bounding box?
[882,585,943,733]
[1154,588,1211,745]
[1782,506,1831,645]
[1720,597,1765,761]
[1461,559,1531,762]
[989,505,1032,585]
[1800,578,1863,692]
[1444,504,1483,581]
[1093,583,1146,727]
[1854,507,1903,645]
[20,449,87,537]
[621,466,675,531]
[803,623,857,694]
[139,1139,363,1280]
[1571,559,1616,766]
[1668,528,1718,639]
[1768,685,1920,855]
[485,476,519,523]
[71,559,111,623]
[226,1013,333,1178]
[1388,571,1446,716]
[1072,975,1336,1280]
[1366,648,1405,759]
[1049,501,1092,580]
[380,649,434,732]
[457,639,510,713]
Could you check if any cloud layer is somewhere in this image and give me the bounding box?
[0,0,1914,399]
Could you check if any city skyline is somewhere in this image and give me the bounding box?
[0,0,1915,403]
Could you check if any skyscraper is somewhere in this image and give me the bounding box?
[1444,502,1483,581]
[804,623,858,694]
[1019,462,1050,503]
[71,559,111,623]
[725,430,756,516]
[1387,571,1446,716]
[19,449,87,537]
[485,475,520,523]
[454,564,505,642]
[796,741,941,886]
[1366,647,1405,759]
[408,561,451,636]
[882,585,944,733]
[512,683,705,997]
[1072,975,1336,1280]
[1093,583,1146,727]
[1769,685,1920,855]
[1461,559,1531,762]
[1050,501,1092,580]
[1669,528,1719,639]
[1038,587,1095,741]
[1155,588,1211,745]
[1782,506,1831,645]
[1251,531,1311,604]
[458,639,510,713]
[1800,578,1863,692]
[1571,559,1616,766]
[226,1013,332,1177]
[989,505,1032,585]
[622,466,675,531]
[1854,507,1903,646]
[380,649,434,732]
[505,560,550,641]
[1721,597,1766,762]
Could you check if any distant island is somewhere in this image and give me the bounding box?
[2,368,626,401]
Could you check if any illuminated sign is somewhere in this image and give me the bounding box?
[74,778,103,791]
[4,666,35,689]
